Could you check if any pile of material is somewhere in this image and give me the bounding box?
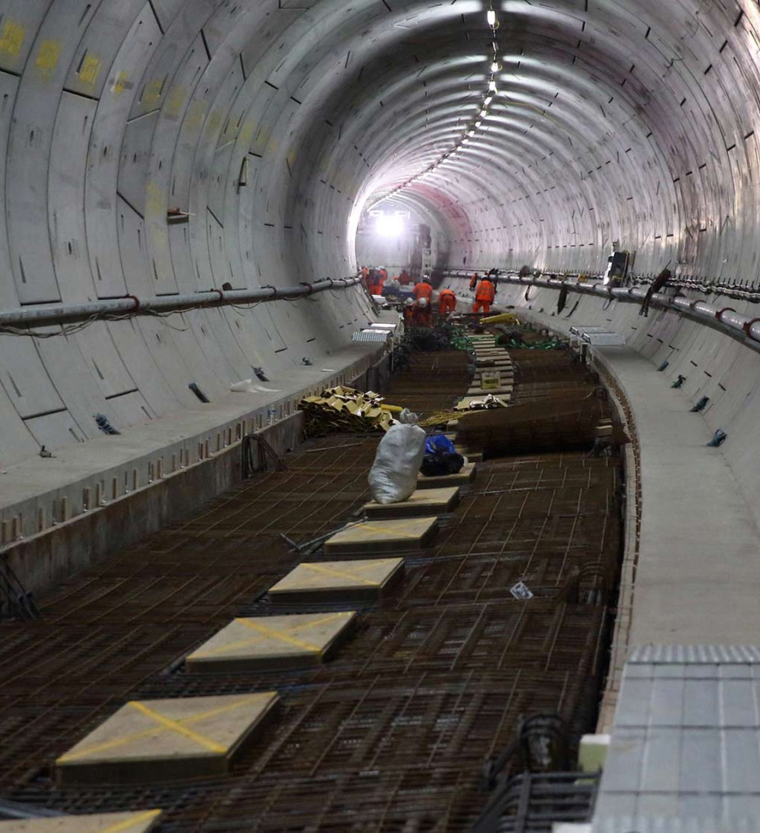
[455,391,628,457]
[300,386,400,437]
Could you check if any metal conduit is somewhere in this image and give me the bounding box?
[0,276,363,329]
[446,270,760,348]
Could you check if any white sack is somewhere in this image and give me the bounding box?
[367,409,427,504]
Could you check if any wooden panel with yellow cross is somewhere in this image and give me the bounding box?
[363,487,460,520]
[56,693,278,785]
[324,518,439,555]
[268,559,405,603]
[0,811,162,833]
[185,612,357,673]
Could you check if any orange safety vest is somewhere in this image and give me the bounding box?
[476,279,495,302]
[414,282,433,301]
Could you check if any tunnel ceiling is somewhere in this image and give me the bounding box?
[0,0,759,462]
[1,0,759,298]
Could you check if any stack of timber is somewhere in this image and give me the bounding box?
[300,386,401,437]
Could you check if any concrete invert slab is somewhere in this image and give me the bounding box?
[268,558,404,602]
[0,812,162,833]
[324,518,439,554]
[185,611,357,672]
[56,693,279,785]
[417,462,476,489]
[363,487,459,519]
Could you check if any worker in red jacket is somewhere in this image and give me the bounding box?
[472,277,495,314]
[414,275,434,304]
[438,288,457,315]
[469,272,479,291]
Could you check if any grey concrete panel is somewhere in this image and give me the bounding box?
[0,382,40,465]
[64,0,146,100]
[105,389,155,426]
[73,322,139,400]
[0,0,53,75]
[107,319,184,415]
[5,0,104,304]
[24,409,87,450]
[116,195,153,297]
[118,109,159,218]
[149,0,187,32]
[49,92,98,303]
[0,335,65,419]
[0,71,20,308]
[85,2,162,299]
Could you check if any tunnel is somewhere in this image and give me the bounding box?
[2,0,760,829]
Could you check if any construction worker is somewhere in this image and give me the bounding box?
[399,269,412,286]
[469,272,479,291]
[473,275,495,314]
[414,274,434,305]
[403,297,415,326]
[413,296,432,328]
[438,288,457,316]
[379,266,388,284]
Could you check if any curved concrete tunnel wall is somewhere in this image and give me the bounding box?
[2,0,760,470]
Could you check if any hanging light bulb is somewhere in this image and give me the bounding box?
[490,60,501,73]
[489,80,498,92]
[467,129,475,136]
[484,96,493,106]
[480,107,488,117]
[486,9,497,26]
[475,120,482,128]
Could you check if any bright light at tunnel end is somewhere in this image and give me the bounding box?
[375,213,405,237]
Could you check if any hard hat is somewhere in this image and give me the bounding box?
[405,298,414,306]
[418,297,428,308]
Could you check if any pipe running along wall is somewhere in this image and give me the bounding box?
[1,0,760,465]
[446,271,760,350]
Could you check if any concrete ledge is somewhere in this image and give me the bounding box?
[0,339,394,603]
[514,305,760,647]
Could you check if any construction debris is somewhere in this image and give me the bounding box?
[299,386,400,437]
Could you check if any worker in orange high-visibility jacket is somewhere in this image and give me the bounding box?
[473,277,495,314]
[412,296,433,328]
[438,288,457,315]
[414,275,434,304]
[469,272,479,291]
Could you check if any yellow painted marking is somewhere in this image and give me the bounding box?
[353,522,429,539]
[145,181,164,216]
[100,810,162,833]
[185,99,207,130]
[0,20,24,58]
[128,701,226,753]
[235,618,321,652]
[112,70,129,96]
[78,53,101,86]
[57,695,266,763]
[208,109,222,130]
[35,40,61,76]
[142,78,164,106]
[239,121,254,144]
[298,562,384,586]
[165,85,186,118]
[192,613,349,658]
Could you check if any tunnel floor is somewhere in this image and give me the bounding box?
[0,348,623,831]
